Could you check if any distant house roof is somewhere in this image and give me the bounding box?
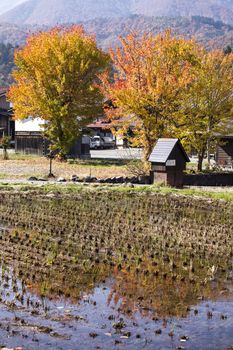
[87,120,111,129]
[149,138,190,163]
[88,115,137,130]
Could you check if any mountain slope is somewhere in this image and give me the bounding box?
[131,0,233,25]
[1,0,233,26]
[0,0,26,16]
[0,0,131,25]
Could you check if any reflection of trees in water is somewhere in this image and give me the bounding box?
[107,257,232,319]
[0,249,231,321]
[0,192,232,319]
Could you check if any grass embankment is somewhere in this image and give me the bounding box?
[0,153,233,202]
[0,181,233,202]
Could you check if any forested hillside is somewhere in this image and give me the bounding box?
[0,15,232,86]
[0,15,232,49]
[84,15,233,50]
[0,43,15,86]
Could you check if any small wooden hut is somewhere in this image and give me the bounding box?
[149,138,190,187]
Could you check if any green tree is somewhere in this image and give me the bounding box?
[177,50,233,171]
[9,26,110,159]
[1,136,11,160]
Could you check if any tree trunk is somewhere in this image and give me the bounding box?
[3,147,8,160]
[54,121,68,161]
[207,138,210,166]
[207,119,212,166]
[143,145,152,164]
[143,137,155,174]
[197,151,205,172]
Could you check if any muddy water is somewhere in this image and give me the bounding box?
[0,191,232,349]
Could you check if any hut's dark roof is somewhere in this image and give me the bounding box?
[149,138,190,163]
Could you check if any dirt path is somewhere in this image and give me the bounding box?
[0,157,129,180]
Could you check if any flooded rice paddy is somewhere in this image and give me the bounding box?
[0,190,232,350]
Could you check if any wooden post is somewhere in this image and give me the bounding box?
[48,152,55,178]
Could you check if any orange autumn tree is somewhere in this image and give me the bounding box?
[102,30,201,170]
[9,26,110,159]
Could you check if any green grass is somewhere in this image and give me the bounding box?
[161,187,233,201]
[0,173,11,179]
[99,185,233,201]
[67,158,130,168]
[8,153,40,161]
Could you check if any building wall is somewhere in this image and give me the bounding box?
[184,173,233,186]
[15,132,90,158]
[0,93,13,139]
[169,145,188,171]
[0,114,9,137]
[15,132,49,155]
[0,94,10,110]
[70,137,90,159]
[153,169,184,187]
[216,138,233,166]
[153,172,168,185]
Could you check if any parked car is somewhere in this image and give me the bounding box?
[90,136,116,149]
[101,137,116,149]
[90,136,104,149]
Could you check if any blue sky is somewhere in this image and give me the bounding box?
[0,0,26,15]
